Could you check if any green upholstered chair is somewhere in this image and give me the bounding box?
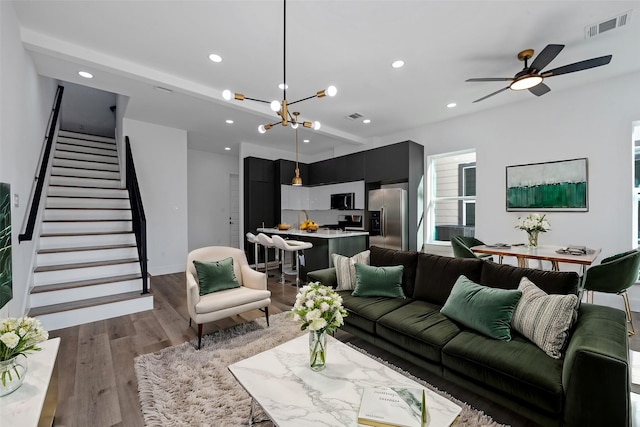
[450,236,500,262]
[583,249,640,336]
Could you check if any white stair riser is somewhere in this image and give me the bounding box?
[31,278,143,307]
[51,166,120,180]
[35,295,153,332]
[58,131,116,144]
[41,221,132,234]
[46,197,130,209]
[37,246,139,266]
[57,136,116,150]
[49,176,121,188]
[56,143,118,158]
[53,158,119,172]
[47,186,128,199]
[44,208,131,221]
[34,262,141,286]
[39,233,136,249]
[53,149,117,164]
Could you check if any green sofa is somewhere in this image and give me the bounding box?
[307,246,630,427]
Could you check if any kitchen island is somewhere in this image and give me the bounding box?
[256,228,368,283]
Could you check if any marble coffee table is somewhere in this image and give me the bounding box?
[228,334,461,426]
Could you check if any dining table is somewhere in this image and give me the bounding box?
[471,244,602,275]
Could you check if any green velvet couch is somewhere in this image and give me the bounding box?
[307,246,630,427]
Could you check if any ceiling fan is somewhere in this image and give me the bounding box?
[466,44,612,103]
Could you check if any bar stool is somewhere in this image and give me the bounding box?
[271,235,313,288]
[246,232,260,271]
[256,233,278,277]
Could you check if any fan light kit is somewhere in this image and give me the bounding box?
[222,0,336,133]
[466,44,612,103]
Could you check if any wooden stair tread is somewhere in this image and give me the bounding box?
[31,273,142,294]
[51,174,119,181]
[38,243,137,254]
[28,290,151,317]
[35,257,139,272]
[55,148,118,157]
[40,231,134,239]
[47,195,128,200]
[48,184,126,190]
[43,208,131,211]
[42,219,131,223]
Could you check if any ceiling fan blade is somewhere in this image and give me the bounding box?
[466,78,513,82]
[528,82,551,97]
[472,86,510,103]
[529,44,564,72]
[542,55,612,77]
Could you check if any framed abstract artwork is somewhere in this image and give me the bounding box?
[506,158,588,212]
[0,182,12,309]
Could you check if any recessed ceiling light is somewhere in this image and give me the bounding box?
[363,119,371,124]
[278,83,289,90]
[224,147,231,151]
[78,71,93,79]
[208,53,223,63]
[391,60,405,69]
[225,119,234,124]
[303,139,310,144]
[447,102,457,108]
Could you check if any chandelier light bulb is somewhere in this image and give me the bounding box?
[270,100,281,112]
[313,121,321,130]
[291,122,299,129]
[222,90,232,100]
[258,125,266,134]
[326,86,337,97]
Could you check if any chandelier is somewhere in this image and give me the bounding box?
[222,0,336,134]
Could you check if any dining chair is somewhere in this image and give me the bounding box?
[450,236,501,263]
[582,249,640,336]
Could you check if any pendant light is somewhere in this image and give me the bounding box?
[292,112,303,186]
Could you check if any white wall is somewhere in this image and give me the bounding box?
[123,119,188,275]
[384,71,640,309]
[0,2,57,317]
[187,148,239,251]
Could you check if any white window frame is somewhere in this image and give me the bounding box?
[426,149,477,245]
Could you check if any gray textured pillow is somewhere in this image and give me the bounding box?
[332,250,370,290]
[511,277,577,359]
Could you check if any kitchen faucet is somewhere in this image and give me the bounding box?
[298,210,309,229]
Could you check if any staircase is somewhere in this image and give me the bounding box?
[28,130,153,331]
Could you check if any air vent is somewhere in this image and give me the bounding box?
[346,112,363,120]
[585,10,632,38]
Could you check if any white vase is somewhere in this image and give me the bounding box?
[0,354,28,396]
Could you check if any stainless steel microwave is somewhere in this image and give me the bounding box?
[330,193,355,210]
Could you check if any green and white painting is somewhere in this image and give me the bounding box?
[506,158,588,212]
[0,182,12,309]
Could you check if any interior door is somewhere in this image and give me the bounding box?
[229,174,240,248]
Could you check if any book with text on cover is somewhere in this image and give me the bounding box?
[358,387,428,427]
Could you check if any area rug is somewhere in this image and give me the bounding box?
[135,312,507,426]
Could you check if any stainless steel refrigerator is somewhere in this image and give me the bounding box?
[368,188,408,250]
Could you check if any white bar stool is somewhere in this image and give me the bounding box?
[256,233,278,277]
[246,232,260,270]
[271,235,313,288]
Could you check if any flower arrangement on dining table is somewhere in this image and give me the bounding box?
[289,282,348,371]
[515,213,551,248]
[0,316,48,390]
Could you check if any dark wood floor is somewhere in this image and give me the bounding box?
[48,272,640,427]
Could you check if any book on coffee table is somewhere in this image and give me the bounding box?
[358,387,428,427]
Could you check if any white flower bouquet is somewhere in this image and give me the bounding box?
[0,316,48,388]
[290,282,347,334]
[516,213,551,233]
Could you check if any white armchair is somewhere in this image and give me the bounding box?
[186,246,271,349]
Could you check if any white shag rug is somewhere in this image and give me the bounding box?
[135,312,507,426]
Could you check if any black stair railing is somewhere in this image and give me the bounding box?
[19,85,64,242]
[125,137,149,294]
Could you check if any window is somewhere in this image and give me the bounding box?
[634,126,640,245]
[427,150,477,243]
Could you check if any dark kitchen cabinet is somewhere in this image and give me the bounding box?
[277,159,308,185]
[309,152,365,185]
[244,157,276,264]
[365,141,411,183]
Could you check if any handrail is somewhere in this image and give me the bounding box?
[19,85,64,242]
[125,136,149,294]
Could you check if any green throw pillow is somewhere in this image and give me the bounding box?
[193,257,241,296]
[441,275,522,341]
[352,264,405,298]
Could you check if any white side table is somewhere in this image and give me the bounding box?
[0,337,61,427]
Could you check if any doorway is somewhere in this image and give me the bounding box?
[229,173,240,248]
